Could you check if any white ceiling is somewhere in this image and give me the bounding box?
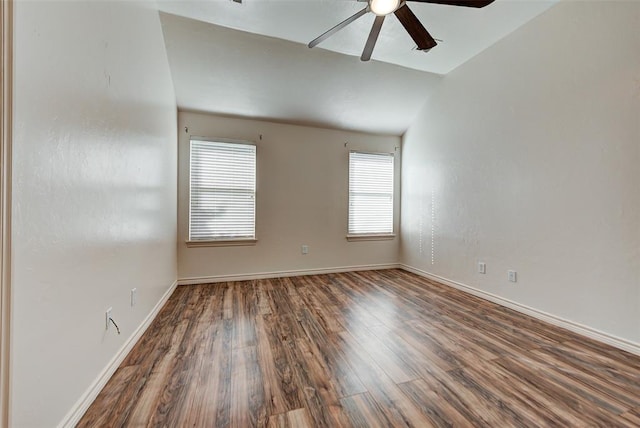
[160,12,443,135]
[158,0,558,135]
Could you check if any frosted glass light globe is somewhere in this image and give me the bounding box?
[370,0,401,16]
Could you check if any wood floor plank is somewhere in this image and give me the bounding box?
[340,392,397,428]
[124,320,189,426]
[79,269,640,427]
[78,363,148,426]
[285,339,351,428]
[265,284,307,341]
[335,331,436,427]
[256,279,274,316]
[451,355,596,426]
[408,364,531,427]
[340,325,420,384]
[530,345,640,409]
[232,281,258,349]
[515,352,632,416]
[406,319,487,369]
[180,317,231,426]
[259,312,306,413]
[380,323,460,372]
[119,285,190,368]
[296,275,345,334]
[494,355,632,425]
[261,305,349,427]
[435,315,530,361]
[150,287,225,426]
[254,313,297,416]
[267,407,314,428]
[230,345,268,427]
[315,274,391,330]
[223,282,235,320]
[414,319,499,363]
[365,324,454,383]
[448,363,572,426]
[564,338,640,371]
[296,331,367,399]
[397,378,482,427]
[558,339,640,378]
[340,272,414,326]
[620,408,640,426]
[75,365,139,428]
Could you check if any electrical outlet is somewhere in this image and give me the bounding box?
[508,270,517,282]
[301,245,309,255]
[478,262,486,274]
[105,307,112,330]
[131,288,137,307]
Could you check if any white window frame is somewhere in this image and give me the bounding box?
[187,137,257,247]
[347,150,395,241]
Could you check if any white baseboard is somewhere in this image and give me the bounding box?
[178,263,401,285]
[58,279,179,428]
[400,264,640,357]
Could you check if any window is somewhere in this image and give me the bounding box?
[189,139,256,243]
[348,151,394,236]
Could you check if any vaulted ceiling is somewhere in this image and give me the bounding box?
[158,0,558,135]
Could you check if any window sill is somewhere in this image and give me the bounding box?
[186,239,257,248]
[346,234,396,242]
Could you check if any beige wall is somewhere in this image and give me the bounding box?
[12,2,177,426]
[178,112,401,281]
[401,1,640,344]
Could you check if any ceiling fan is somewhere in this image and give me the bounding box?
[308,0,495,61]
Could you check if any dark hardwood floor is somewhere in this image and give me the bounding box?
[79,269,640,427]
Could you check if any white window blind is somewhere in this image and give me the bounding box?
[189,139,256,241]
[348,151,394,235]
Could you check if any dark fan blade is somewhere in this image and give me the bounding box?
[361,15,385,62]
[394,4,437,51]
[308,7,369,48]
[408,0,494,7]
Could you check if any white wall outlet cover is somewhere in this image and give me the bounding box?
[508,270,517,282]
[105,307,112,330]
[478,262,486,274]
[131,288,137,307]
[301,245,309,255]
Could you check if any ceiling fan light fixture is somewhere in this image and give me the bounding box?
[369,0,400,16]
